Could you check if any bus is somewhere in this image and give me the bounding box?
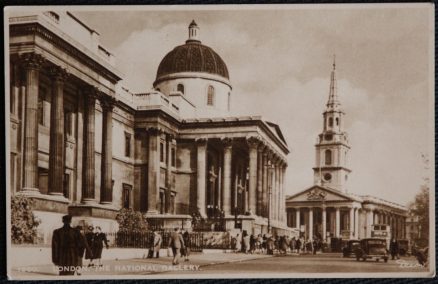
[371,224,391,249]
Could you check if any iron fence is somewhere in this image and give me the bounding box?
[105,231,231,251]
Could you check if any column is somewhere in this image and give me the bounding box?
[21,53,45,192]
[256,145,264,216]
[354,208,359,239]
[165,134,173,213]
[335,207,340,238]
[100,96,115,204]
[278,162,284,221]
[349,207,354,239]
[322,207,327,241]
[82,87,97,203]
[262,151,269,217]
[281,165,287,222]
[222,138,232,215]
[247,137,259,215]
[366,209,373,238]
[196,138,207,217]
[147,127,160,214]
[309,208,313,240]
[48,66,68,196]
[296,208,300,229]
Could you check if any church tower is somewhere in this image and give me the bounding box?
[313,57,351,192]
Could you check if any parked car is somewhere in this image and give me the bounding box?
[355,238,388,262]
[397,239,410,256]
[342,240,361,257]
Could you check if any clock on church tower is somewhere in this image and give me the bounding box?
[313,58,352,192]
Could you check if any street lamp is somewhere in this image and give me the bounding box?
[267,164,273,233]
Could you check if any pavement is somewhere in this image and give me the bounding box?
[9,251,431,279]
[9,251,273,279]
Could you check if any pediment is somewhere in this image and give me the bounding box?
[286,185,356,203]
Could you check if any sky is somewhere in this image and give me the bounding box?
[74,4,433,206]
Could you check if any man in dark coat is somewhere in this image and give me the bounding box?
[52,215,82,275]
[389,238,399,260]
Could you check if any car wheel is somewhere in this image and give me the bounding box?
[384,258,388,263]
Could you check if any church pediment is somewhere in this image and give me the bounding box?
[286,185,357,203]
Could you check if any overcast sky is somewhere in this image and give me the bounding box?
[75,4,433,206]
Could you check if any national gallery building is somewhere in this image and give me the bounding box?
[8,11,290,241]
[285,61,408,242]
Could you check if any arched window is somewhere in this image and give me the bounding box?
[227,92,231,111]
[325,149,332,165]
[328,117,333,127]
[207,85,214,106]
[177,83,184,94]
[336,117,339,126]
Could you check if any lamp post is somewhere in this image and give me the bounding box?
[267,164,273,233]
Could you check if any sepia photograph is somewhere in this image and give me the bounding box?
[4,3,435,279]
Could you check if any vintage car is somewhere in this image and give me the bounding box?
[397,239,410,256]
[355,238,389,262]
[342,240,361,257]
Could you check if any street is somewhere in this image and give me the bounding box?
[10,252,428,279]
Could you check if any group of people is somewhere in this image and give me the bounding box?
[52,214,109,275]
[146,228,191,265]
[231,232,322,255]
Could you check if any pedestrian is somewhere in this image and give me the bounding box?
[295,237,301,254]
[242,231,250,254]
[312,238,317,255]
[76,225,92,275]
[235,233,242,253]
[51,215,82,275]
[266,234,274,255]
[92,226,109,267]
[257,234,263,253]
[182,230,190,262]
[389,237,399,260]
[168,227,185,265]
[85,226,95,267]
[249,234,256,254]
[291,237,296,253]
[152,231,162,258]
[262,234,267,254]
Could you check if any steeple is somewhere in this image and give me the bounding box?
[326,55,340,111]
[187,20,201,43]
[312,56,351,193]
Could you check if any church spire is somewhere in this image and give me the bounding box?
[326,55,340,110]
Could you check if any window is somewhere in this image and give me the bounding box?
[328,117,333,127]
[159,191,165,214]
[63,173,70,199]
[160,142,164,162]
[125,133,131,157]
[122,184,132,209]
[336,117,339,126]
[207,85,214,106]
[171,148,176,167]
[227,92,231,111]
[325,149,332,165]
[38,91,45,125]
[177,83,184,94]
[64,110,73,137]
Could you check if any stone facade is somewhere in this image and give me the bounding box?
[8,12,291,241]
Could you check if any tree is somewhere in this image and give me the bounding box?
[409,153,430,241]
[115,208,148,232]
[11,195,41,244]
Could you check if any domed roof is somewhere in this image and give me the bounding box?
[154,21,229,85]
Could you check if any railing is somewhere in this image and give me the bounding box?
[106,231,231,251]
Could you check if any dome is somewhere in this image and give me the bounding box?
[154,21,229,86]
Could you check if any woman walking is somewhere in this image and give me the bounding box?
[92,226,109,267]
[85,226,95,267]
[181,230,190,262]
